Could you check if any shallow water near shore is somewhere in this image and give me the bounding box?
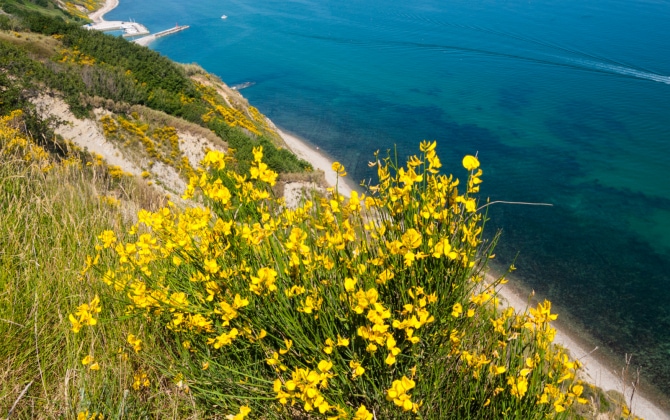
[107,0,670,406]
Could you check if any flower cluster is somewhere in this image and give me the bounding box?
[100,114,196,180]
[198,83,263,136]
[79,142,586,418]
[69,295,101,333]
[57,47,96,66]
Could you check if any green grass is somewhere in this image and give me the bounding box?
[0,116,200,418]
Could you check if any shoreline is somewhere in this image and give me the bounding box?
[277,128,359,198]
[88,0,119,23]
[277,127,669,419]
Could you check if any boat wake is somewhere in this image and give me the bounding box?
[561,58,670,84]
[286,29,670,86]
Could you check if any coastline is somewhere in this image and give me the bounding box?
[277,128,358,198]
[277,127,669,419]
[88,0,119,23]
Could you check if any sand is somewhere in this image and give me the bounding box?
[88,0,119,23]
[277,128,358,198]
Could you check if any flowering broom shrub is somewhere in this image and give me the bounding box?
[76,141,587,418]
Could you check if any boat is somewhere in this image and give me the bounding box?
[221,15,228,19]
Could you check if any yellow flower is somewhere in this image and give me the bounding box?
[401,229,422,250]
[204,258,220,274]
[250,267,278,295]
[318,360,333,373]
[337,335,350,347]
[266,351,281,367]
[279,338,293,355]
[77,411,103,420]
[462,154,480,170]
[376,269,394,285]
[69,295,102,333]
[81,355,94,365]
[252,146,264,162]
[98,230,117,248]
[350,360,365,378]
[344,277,357,292]
[490,364,506,375]
[227,405,251,420]
[132,371,150,390]
[323,338,334,354]
[386,376,416,411]
[353,405,373,420]
[385,335,401,365]
[332,162,347,177]
[209,328,239,349]
[508,375,529,399]
[201,150,226,170]
[419,140,436,152]
[127,334,142,353]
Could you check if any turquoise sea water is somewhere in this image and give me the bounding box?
[108,0,670,402]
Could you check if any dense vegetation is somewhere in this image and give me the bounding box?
[0,0,311,175]
[77,142,592,419]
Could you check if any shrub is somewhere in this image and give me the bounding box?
[76,142,586,419]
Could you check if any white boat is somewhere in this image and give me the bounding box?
[221,15,228,19]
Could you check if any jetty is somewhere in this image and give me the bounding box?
[133,25,190,46]
[84,20,150,37]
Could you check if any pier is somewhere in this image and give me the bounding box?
[133,25,190,46]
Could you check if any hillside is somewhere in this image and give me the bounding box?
[0,0,316,188]
[0,1,654,419]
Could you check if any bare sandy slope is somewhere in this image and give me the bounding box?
[33,95,139,175]
[32,94,222,198]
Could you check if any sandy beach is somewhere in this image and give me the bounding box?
[277,128,358,198]
[88,0,119,23]
[279,127,669,419]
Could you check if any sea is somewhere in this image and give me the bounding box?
[107,0,670,405]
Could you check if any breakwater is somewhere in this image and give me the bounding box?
[133,25,189,46]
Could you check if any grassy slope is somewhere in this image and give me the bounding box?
[0,4,312,416]
[0,116,204,417]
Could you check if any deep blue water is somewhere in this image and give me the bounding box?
[108,0,670,401]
